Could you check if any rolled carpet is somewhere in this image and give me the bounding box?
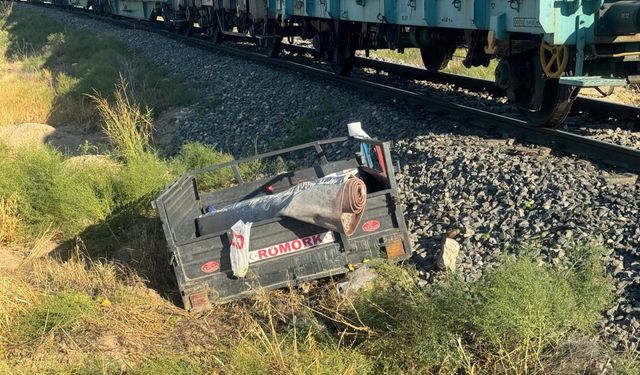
[196,169,367,236]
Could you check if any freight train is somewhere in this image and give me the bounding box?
[42,0,640,126]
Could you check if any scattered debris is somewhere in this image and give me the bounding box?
[337,266,377,297]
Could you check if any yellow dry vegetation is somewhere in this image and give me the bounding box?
[0,193,19,244]
[0,4,55,127]
[0,59,56,127]
[0,248,214,372]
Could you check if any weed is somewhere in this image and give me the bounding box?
[12,291,98,343]
[346,244,614,374]
[221,290,371,375]
[0,145,114,239]
[352,265,472,373]
[172,141,234,191]
[226,333,371,375]
[473,255,581,371]
[91,77,154,160]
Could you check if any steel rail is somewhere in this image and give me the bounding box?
[282,44,640,120]
[22,1,640,170]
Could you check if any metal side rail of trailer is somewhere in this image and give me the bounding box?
[154,137,412,311]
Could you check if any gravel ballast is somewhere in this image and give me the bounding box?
[20,3,640,351]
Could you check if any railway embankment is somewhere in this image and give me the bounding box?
[1,2,639,373]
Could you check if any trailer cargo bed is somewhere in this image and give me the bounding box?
[154,137,411,311]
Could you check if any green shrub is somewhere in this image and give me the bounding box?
[353,265,472,373]
[473,247,612,372]
[350,244,614,374]
[0,146,114,239]
[473,256,580,370]
[12,291,98,343]
[113,152,173,208]
[172,142,234,191]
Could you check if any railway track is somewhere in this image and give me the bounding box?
[283,43,640,121]
[22,1,640,171]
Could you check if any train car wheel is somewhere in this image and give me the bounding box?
[522,79,579,127]
[332,41,354,76]
[265,37,283,58]
[420,45,454,72]
[212,28,223,44]
[521,42,578,128]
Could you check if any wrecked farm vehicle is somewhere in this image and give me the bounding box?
[154,137,412,311]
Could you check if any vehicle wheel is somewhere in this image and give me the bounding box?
[265,37,283,58]
[520,44,579,128]
[420,45,454,72]
[212,27,223,43]
[521,78,579,127]
[332,40,354,76]
[182,22,194,36]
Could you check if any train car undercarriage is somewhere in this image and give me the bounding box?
[54,0,640,127]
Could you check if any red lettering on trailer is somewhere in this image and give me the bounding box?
[292,240,302,250]
[249,231,335,264]
[278,242,291,254]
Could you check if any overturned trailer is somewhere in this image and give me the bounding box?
[154,137,411,311]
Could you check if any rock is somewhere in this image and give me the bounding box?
[437,238,460,271]
[446,228,460,238]
[601,173,638,186]
[0,123,56,148]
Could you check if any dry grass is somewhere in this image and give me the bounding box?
[581,86,640,106]
[21,226,57,264]
[0,66,56,126]
[0,193,19,244]
[0,247,220,372]
[0,3,55,126]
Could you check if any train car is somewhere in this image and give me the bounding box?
[44,0,640,127]
[261,0,640,127]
